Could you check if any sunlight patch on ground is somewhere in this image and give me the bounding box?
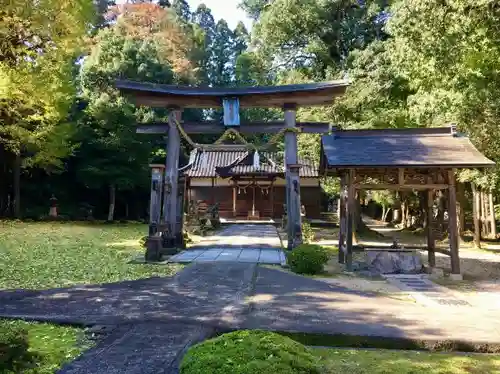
[106,239,141,248]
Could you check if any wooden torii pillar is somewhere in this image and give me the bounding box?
[284,105,302,249]
[115,79,349,260]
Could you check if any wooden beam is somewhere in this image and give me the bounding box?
[355,183,449,191]
[136,121,331,134]
[447,169,460,275]
[121,85,347,109]
[346,169,355,271]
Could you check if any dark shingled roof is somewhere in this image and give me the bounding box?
[321,127,494,170]
[115,80,349,108]
[184,148,318,178]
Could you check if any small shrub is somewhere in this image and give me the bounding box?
[287,244,330,275]
[180,330,320,374]
[301,222,315,244]
[0,322,36,372]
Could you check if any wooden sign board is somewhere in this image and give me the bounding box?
[223,98,240,126]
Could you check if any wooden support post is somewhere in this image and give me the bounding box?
[270,180,275,218]
[211,177,215,204]
[146,164,164,261]
[252,181,256,217]
[176,175,185,249]
[163,109,182,249]
[284,105,302,249]
[489,190,497,239]
[480,189,488,237]
[149,165,164,226]
[338,173,346,264]
[447,169,460,275]
[232,181,237,217]
[398,168,405,185]
[346,169,355,271]
[471,183,482,248]
[426,188,436,267]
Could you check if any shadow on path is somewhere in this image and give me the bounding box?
[0,262,255,328]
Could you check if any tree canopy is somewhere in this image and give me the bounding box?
[1,0,500,221]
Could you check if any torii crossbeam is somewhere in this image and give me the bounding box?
[115,79,349,261]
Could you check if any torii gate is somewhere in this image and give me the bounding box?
[115,80,349,261]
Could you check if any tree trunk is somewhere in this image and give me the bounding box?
[125,202,129,219]
[480,190,488,236]
[382,207,391,222]
[381,205,386,222]
[472,183,481,248]
[457,183,466,236]
[401,198,406,228]
[436,191,447,235]
[13,153,21,218]
[489,190,496,239]
[393,209,400,223]
[107,184,116,222]
[400,193,409,229]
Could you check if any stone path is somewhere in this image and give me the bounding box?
[60,323,213,374]
[244,266,500,343]
[170,224,285,265]
[384,274,471,307]
[0,262,255,328]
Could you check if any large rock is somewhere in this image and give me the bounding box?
[366,250,422,274]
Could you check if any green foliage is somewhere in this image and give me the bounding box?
[250,0,389,75]
[0,221,181,289]
[0,319,89,373]
[386,0,500,188]
[301,221,315,244]
[287,244,330,275]
[180,330,321,374]
[0,0,95,168]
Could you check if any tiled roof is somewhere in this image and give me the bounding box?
[184,148,318,178]
[321,127,494,169]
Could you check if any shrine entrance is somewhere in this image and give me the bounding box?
[116,80,348,261]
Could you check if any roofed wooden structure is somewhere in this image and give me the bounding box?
[182,148,321,220]
[320,125,494,276]
[320,127,494,170]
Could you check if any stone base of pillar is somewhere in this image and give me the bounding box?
[49,207,58,217]
[145,236,163,262]
[449,273,463,281]
[160,233,183,255]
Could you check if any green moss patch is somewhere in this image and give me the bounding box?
[0,319,90,373]
[0,221,182,289]
[180,330,321,374]
[316,347,500,374]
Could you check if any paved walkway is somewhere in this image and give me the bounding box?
[169,224,285,265]
[244,266,500,343]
